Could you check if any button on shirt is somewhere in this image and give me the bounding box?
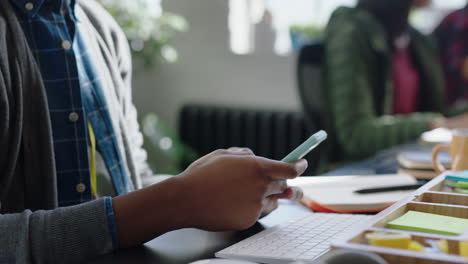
[74,14,132,196]
[13,0,92,206]
[10,0,128,247]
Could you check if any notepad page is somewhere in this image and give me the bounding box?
[288,174,417,210]
[387,211,468,236]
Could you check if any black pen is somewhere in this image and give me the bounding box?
[354,182,426,194]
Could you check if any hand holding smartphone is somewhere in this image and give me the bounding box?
[281,130,327,163]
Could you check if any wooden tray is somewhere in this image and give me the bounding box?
[332,173,468,264]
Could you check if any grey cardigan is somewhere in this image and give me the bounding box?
[0,0,152,262]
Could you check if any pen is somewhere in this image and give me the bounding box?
[354,182,426,194]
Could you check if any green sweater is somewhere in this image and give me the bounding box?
[324,7,445,159]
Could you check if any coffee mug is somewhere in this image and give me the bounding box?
[432,129,468,174]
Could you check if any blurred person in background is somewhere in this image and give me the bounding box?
[322,0,468,160]
[434,3,468,108]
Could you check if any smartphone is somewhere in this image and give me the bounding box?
[281,130,327,163]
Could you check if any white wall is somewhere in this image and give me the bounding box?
[132,0,301,131]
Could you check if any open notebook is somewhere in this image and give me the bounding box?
[288,174,417,213]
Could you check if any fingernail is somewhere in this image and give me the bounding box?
[295,159,308,174]
[232,147,248,152]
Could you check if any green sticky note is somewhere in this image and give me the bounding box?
[456,181,468,189]
[387,211,468,236]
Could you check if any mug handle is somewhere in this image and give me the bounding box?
[432,144,451,174]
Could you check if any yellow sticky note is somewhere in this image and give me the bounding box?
[408,241,425,252]
[459,241,468,257]
[437,240,449,254]
[366,232,411,249]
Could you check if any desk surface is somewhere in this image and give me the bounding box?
[89,201,310,264]
[90,142,424,264]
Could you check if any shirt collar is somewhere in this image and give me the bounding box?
[10,0,76,18]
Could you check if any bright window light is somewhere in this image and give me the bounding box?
[229,0,467,55]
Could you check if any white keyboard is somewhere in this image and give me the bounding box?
[216,213,373,264]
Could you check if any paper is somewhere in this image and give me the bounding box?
[421,128,452,145]
[387,211,468,236]
[288,174,417,212]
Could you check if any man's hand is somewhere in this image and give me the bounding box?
[113,149,306,248]
[177,149,307,231]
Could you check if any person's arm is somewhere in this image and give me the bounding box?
[324,19,441,159]
[113,149,306,248]
[429,113,468,130]
[0,199,114,263]
[0,150,305,262]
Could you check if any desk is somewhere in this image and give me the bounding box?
[89,201,310,264]
[90,143,424,263]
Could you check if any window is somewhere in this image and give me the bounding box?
[229,0,466,55]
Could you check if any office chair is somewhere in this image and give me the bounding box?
[297,41,326,128]
[296,41,342,166]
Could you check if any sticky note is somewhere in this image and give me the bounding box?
[446,171,468,182]
[456,181,468,189]
[459,241,468,257]
[366,232,411,249]
[408,241,425,252]
[387,211,468,236]
[436,240,449,254]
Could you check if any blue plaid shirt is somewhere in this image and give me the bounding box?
[13,0,91,206]
[10,0,130,247]
[74,19,132,196]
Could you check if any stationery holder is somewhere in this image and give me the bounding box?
[333,173,468,264]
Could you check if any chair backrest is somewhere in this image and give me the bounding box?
[297,41,344,165]
[296,41,326,129]
[178,104,320,174]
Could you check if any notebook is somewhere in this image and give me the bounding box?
[397,150,451,170]
[387,211,468,236]
[397,168,438,180]
[288,174,417,213]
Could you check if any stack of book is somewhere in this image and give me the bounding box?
[397,150,451,180]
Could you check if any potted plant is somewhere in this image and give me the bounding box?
[97,0,189,66]
[289,24,323,51]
